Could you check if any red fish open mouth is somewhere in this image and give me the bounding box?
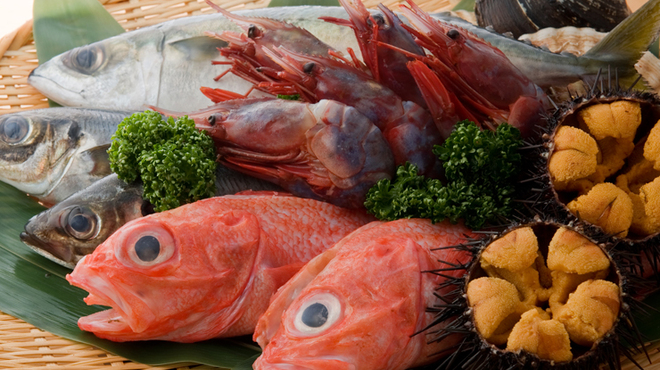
[66,260,154,340]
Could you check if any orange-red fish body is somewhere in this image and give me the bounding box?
[253,219,476,370]
[66,192,374,342]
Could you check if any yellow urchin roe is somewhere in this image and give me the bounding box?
[577,101,641,141]
[549,126,599,183]
[481,227,538,271]
[628,177,660,235]
[546,227,610,274]
[507,309,573,363]
[567,183,633,237]
[467,277,526,345]
[467,225,620,363]
[554,280,620,347]
[644,119,660,170]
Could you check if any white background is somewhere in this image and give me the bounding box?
[0,1,33,39]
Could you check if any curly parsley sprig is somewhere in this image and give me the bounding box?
[364,121,522,229]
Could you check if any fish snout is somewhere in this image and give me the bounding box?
[20,229,76,269]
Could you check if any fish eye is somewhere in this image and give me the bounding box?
[135,235,160,262]
[290,292,342,336]
[64,206,99,240]
[64,44,105,75]
[0,116,30,144]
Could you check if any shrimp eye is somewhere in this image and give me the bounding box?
[64,206,99,240]
[0,116,30,144]
[64,45,105,75]
[303,62,315,74]
[135,235,160,262]
[447,29,460,39]
[247,24,259,39]
[290,292,342,336]
[372,14,386,27]
[207,115,216,126]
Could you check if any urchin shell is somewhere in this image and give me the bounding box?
[424,217,647,370]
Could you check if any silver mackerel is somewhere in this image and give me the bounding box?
[28,2,660,112]
[0,108,133,206]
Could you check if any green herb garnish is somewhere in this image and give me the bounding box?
[108,111,217,212]
[364,121,522,229]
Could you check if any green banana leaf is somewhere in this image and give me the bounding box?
[0,180,260,368]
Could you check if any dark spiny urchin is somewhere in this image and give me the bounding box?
[422,216,649,370]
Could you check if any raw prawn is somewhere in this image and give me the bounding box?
[396,0,550,138]
[320,0,428,108]
[159,98,395,209]
[204,0,337,82]
[203,47,443,177]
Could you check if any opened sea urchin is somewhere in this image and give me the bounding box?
[427,220,645,370]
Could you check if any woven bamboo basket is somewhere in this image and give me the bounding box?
[0,0,659,369]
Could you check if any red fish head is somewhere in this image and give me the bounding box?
[254,236,438,370]
[66,207,263,342]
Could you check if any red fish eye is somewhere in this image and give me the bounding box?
[114,221,178,269]
[288,292,343,337]
[135,235,160,262]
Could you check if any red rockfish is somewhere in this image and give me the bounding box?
[66,192,373,342]
[253,219,476,370]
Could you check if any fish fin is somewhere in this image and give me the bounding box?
[167,36,228,62]
[583,0,660,63]
[264,263,307,288]
[79,145,111,176]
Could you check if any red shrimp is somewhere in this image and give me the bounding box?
[396,0,550,138]
[158,98,395,209]
[203,47,444,177]
[320,0,428,108]
[204,0,337,81]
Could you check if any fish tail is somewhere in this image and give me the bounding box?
[583,0,660,84]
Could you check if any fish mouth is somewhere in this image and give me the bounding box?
[27,69,86,107]
[66,261,155,340]
[20,231,77,269]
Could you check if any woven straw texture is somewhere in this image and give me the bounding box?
[1,0,659,369]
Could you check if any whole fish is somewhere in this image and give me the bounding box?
[21,166,282,269]
[253,218,476,370]
[28,2,660,112]
[28,7,360,112]
[65,193,374,342]
[0,108,133,206]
